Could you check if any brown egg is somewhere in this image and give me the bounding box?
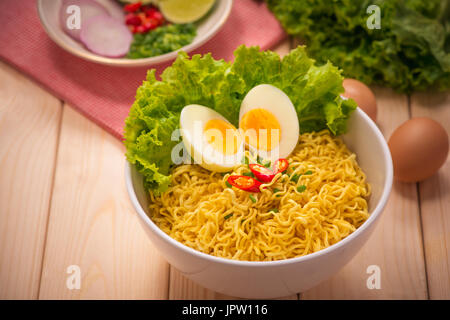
[342,78,377,122]
[388,117,449,183]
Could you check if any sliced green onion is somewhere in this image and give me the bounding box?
[290,174,300,183]
[274,188,282,197]
[243,171,255,178]
[257,155,264,165]
[304,170,313,175]
[224,213,233,220]
[225,181,232,188]
[270,208,279,213]
[263,160,271,168]
[242,156,249,165]
[297,185,307,193]
[249,194,257,203]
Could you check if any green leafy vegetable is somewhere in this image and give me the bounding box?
[256,155,264,165]
[243,171,255,178]
[124,45,356,194]
[266,0,450,92]
[249,194,257,203]
[297,185,307,193]
[127,23,196,59]
[224,213,233,220]
[231,46,357,135]
[290,174,300,183]
[225,181,232,188]
[304,170,313,175]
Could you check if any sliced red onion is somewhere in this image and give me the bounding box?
[79,15,132,58]
[60,0,109,41]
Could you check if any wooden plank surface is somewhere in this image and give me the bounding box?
[0,62,62,299]
[302,88,428,299]
[1,43,449,300]
[169,268,234,300]
[411,92,450,299]
[38,106,170,299]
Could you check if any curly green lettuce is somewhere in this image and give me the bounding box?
[127,23,196,59]
[124,45,356,194]
[266,0,450,93]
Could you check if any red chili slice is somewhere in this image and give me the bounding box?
[249,164,275,183]
[147,10,164,24]
[227,175,262,193]
[144,7,158,17]
[124,2,142,13]
[273,158,289,174]
[125,14,142,26]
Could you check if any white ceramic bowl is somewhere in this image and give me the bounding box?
[125,108,393,299]
[37,0,233,67]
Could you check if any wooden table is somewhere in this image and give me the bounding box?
[1,38,449,300]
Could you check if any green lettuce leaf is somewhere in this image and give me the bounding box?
[266,0,450,93]
[124,45,356,194]
[230,46,356,134]
[127,24,197,59]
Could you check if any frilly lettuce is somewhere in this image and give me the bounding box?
[266,0,450,93]
[124,45,356,194]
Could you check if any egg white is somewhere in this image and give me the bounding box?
[239,84,300,160]
[180,104,244,172]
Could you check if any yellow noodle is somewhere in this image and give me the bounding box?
[149,130,370,261]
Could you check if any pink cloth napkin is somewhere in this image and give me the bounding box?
[0,0,285,139]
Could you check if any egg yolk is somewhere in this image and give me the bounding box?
[240,108,281,151]
[204,119,241,155]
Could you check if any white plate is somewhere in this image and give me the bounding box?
[37,0,233,67]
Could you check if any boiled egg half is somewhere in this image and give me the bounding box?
[180,104,244,172]
[239,84,299,160]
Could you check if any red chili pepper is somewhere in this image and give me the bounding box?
[144,7,157,16]
[142,20,158,31]
[249,164,275,183]
[227,175,262,193]
[124,2,142,13]
[273,158,289,174]
[125,13,142,26]
[150,11,164,24]
[137,12,147,22]
[135,25,146,34]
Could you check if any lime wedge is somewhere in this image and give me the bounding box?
[159,0,215,23]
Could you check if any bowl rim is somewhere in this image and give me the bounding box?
[37,0,233,67]
[125,108,393,267]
